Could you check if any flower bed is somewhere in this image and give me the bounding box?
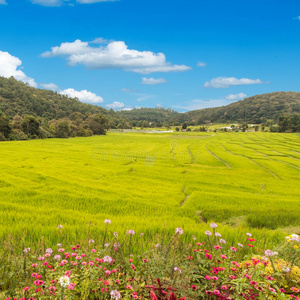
[2,222,299,299]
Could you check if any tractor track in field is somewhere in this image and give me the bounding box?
[242,146,300,171]
[205,144,231,169]
[187,146,195,164]
[220,144,281,179]
[180,186,190,206]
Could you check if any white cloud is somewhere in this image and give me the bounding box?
[31,0,63,6]
[141,77,167,85]
[91,37,110,44]
[175,99,228,111]
[121,88,139,93]
[31,0,116,5]
[296,16,300,21]
[40,82,59,90]
[225,93,247,100]
[137,94,153,102]
[204,76,265,88]
[59,88,104,103]
[197,61,207,67]
[41,39,191,74]
[0,51,37,87]
[77,0,118,3]
[106,101,125,109]
[0,0,7,5]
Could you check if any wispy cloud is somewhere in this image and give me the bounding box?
[175,99,228,111]
[225,93,247,100]
[0,0,7,5]
[141,77,167,85]
[204,76,265,88]
[197,61,207,67]
[31,0,118,6]
[41,39,191,74]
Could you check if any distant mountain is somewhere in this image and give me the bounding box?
[180,92,300,124]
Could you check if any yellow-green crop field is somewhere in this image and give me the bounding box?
[0,132,299,250]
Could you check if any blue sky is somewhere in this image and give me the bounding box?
[0,0,300,112]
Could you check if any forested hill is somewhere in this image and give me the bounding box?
[180,92,300,125]
[0,76,106,119]
[117,107,179,126]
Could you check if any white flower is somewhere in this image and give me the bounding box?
[291,234,299,242]
[23,248,30,253]
[215,232,221,237]
[282,267,290,272]
[192,235,196,240]
[59,275,70,287]
[238,243,244,247]
[110,290,121,300]
[128,230,135,235]
[57,243,62,247]
[89,239,95,243]
[174,267,182,273]
[220,239,226,244]
[103,255,113,263]
[53,255,61,261]
[104,219,111,224]
[114,232,118,237]
[156,244,160,248]
[46,248,53,254]
[140,233,144,236]
[264,250,274,257]
[246,233,252,237]
[104,243,109,247]
[205,230,212,236]
[57,225,63,229]
[175,228,183,235]
[210,223,218,229]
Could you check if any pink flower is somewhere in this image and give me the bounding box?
[126,285,132,289]
[221,285,228,290]
[91,249,96,253]
[205,275,211,280]
[24,287,30,291]
[213,290,220,295]
[210,223,218,229]
[104,219,111,224]
[175,228,183,235]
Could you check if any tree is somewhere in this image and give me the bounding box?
[21,115,40,136]
[55,120,70,138]
[87,114,109,135]
[0,115,12,138]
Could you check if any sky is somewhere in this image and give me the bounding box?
[0,0,300,112]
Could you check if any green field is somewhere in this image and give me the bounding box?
[0,132,299,250]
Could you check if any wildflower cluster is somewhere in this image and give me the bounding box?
[2,223,299,300]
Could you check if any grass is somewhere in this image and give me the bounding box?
[0,131,299,251]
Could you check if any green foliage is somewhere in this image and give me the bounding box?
[278,114,300,132]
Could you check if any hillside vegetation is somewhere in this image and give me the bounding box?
[179,92,300,125]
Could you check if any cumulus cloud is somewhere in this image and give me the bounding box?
[0,51,37,87]
[0,0,7,5]
[225,93,247,100]
[40,82,59,90]
[204,76,265,88]
[197,61,207,67]
[41,39,191,74]
[59,88,104,103]
[106,101,125,109]
[141,77,167,85]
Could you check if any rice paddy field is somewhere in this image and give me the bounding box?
[0,131,299,250]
